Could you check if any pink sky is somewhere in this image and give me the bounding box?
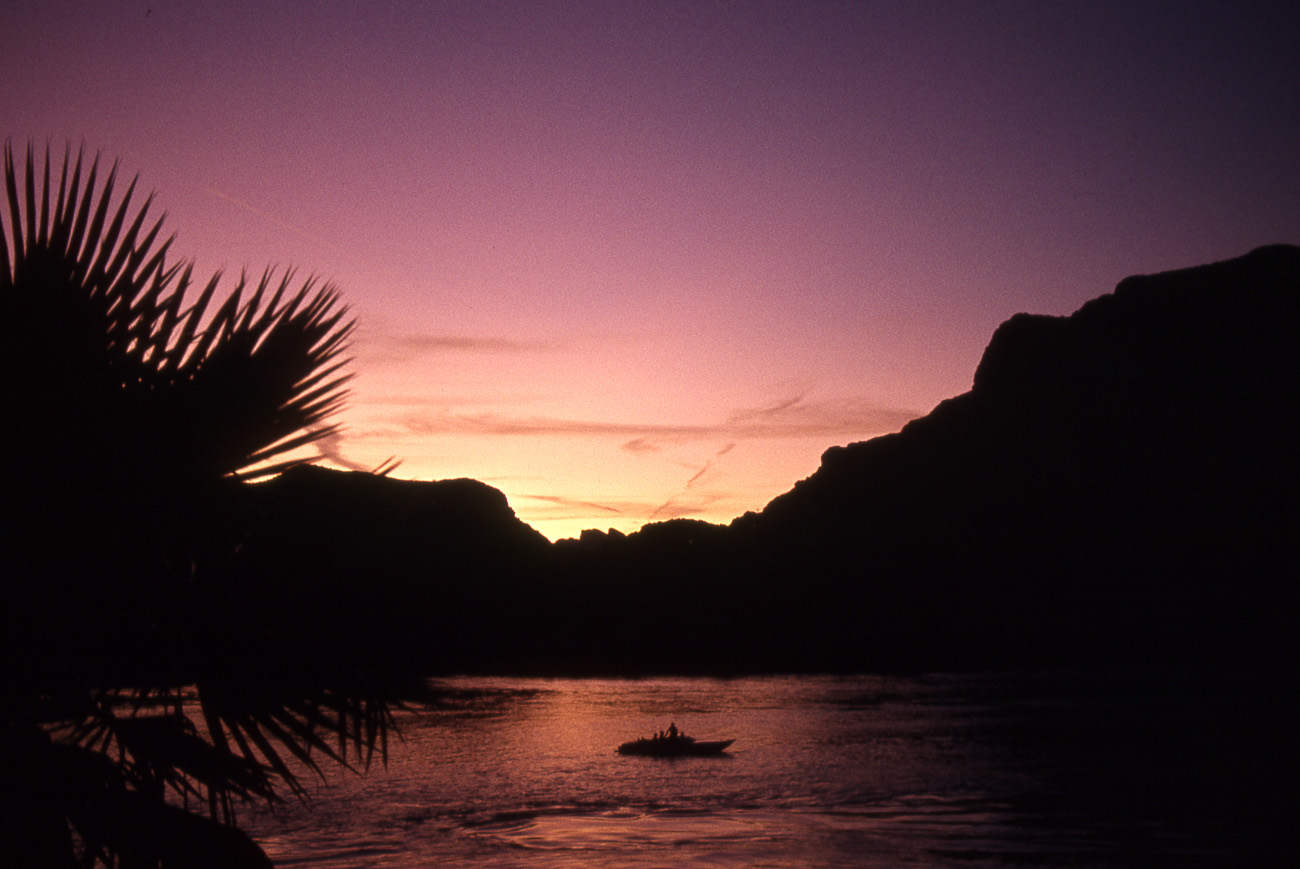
[4,0,1297,539]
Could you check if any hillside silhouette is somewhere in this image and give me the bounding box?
[243,245,1298,675]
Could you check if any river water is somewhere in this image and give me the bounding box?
[240,672,1289,866]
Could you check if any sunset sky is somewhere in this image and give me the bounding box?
[4,0,1297,540]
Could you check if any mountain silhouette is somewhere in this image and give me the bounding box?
[720,243,1298,669]
[238,466,550,672]
[240,245,1297,675]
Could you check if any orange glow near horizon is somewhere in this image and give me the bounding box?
[307,332,928,540]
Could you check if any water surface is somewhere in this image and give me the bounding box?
[242,672,1288,866]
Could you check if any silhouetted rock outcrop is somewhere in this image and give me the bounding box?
[240,246,1297,675]
[730,244,1298,669]
[249,465,549,559]
[540,245,1298,671]
[238,466,551,671]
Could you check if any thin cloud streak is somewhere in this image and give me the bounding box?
[519,491,710,528]
[685,462,712,488]
[362,394,919,445]
[351,391,548,411]
[647,503,703,521]
[336,394,919,536]
[730,393,806,421]
[621,437,662,454]
[352,330,562,368]
[312,429,370,472]
[204,187,341,252]
[520,494,625,516]
[354,323,636,363]
[377,334,556,354]
[648,492,722,522]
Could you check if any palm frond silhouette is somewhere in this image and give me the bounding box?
[1,141,398,867]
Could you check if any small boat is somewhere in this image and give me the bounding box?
[616,734,735,757]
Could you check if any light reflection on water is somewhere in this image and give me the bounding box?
[241,673,1285,867]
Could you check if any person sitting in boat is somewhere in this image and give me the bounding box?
[667,722,679,739]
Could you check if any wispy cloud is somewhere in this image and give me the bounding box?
[391,414,679,438]
[729,393,806,422]
[685,462,713,488]
[205,187,340,252]
[352,330,560,367]
[721,393,920,441]
[630,396,918,523]
[350,393,918,447]
[648,492,724,522]
[353,322,634,365]
[311,428,400,475]
[519,494,625,515]
[312,428,371,472]
[377,334,555,354]
[338,393,920,533]
[647,503,702,521]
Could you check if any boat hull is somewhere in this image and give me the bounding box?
[616,737,734,757]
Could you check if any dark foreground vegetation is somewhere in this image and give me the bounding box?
[1,143,413,867]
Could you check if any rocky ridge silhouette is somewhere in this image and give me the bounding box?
[245,245,1298,674]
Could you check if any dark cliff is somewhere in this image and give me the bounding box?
[726,244,1298,668]
[241,246,1298,675]
[554,245,1298,671]
[760,244,1296,552]
[239,466,551,671]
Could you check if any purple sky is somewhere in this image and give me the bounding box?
[4,0,1297,539]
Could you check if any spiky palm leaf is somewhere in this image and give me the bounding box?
[1,141,398,868]
[2,142,354,484]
